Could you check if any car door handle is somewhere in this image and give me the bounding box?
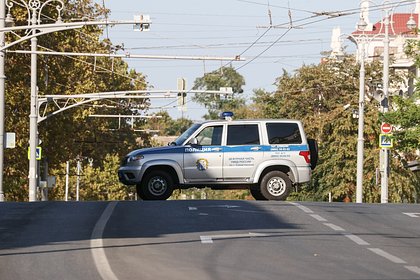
[250,147,261,151]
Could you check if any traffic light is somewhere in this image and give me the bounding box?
[177,78,187,109]
[177,92,187,107]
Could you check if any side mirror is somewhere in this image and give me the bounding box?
[189,138,198,146]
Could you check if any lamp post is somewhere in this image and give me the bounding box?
[344,18,368,204]
[348,5,386,203]
[0,0,5,201]
[8,0,65,202]
[356,38,366,204]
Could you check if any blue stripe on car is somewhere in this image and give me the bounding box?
[138,144,308,155]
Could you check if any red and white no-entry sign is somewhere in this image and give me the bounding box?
[381,123,392,134]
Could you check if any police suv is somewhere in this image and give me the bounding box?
[118,112,318,200]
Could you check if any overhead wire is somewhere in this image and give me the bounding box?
[9,0,417,114]
[7,1,146,92]
[174,0,413,110]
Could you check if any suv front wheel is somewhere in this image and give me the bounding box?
[260,171,292,201]
[140,170,174,200]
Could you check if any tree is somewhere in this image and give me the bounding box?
[252,57,417,202]
[142,111,193,136]
[50,154,132,201]
[389,38,420,157]
[192,66,246,119]
[383,92,420,155]
[4,0,148,201]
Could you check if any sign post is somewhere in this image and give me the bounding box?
[379,123,392,204]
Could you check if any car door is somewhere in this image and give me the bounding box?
[183,125,224,182]
[223,123,264,181]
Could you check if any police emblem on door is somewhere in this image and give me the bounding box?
[196,158,209,171]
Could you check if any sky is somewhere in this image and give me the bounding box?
[97,0,416,120]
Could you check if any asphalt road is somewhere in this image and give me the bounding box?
[0,200,419,280]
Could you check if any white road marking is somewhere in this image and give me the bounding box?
[289,202,418,275]
[91,202,119,280]
[368,248,407,264]
[343,233,370,246]
[405,266,420,275]
[200,232,270,244]
[289,202,314,214]
[403,212,420,218]
[200,236,213,244]
[223,209,266,214]
[323,223,345,231]
[310,214,327,222]
[188,207,197,211]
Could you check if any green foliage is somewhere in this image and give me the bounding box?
[172,188,251,200]
[252,57,417,203]
[383,88,420,157]
[192,66,246,119]
[143,111,193,136]
[3,0,147,201]
[50,154,133,201]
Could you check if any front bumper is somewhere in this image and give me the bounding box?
[118,166,142,185]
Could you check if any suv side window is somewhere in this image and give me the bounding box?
[196,125,223,146]
[227,124,260,145]
[266,123,302,144]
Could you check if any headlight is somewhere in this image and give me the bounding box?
[127,154,144,163]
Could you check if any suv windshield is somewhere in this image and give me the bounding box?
[173,123,201,146]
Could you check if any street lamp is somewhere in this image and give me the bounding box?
[407,14,417,31]
[340,16,371,203]
[346,12,384,203]
[3,0,65,202]
[353,19,367,204]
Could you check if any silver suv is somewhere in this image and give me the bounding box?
[118,115,318,200]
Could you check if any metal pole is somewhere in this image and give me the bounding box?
[76,157,80,201]
[41,158,48,201]
[0,0,5,202]
[65,160,69,201]
[28,11,38,201]
[356,39,365,204]
[381,9,390,204]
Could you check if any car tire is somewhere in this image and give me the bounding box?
[136,184,148,200]
[260,171,292,201]
[141,170,174,200]
[250,188,268,200]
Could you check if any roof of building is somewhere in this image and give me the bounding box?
[352,13,419,36]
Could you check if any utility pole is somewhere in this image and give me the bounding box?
[28,4,41,202]
[381,9,390,204]
[0,0,5,201]
[356,38,365,204]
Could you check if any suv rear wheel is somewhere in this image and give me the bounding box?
[260,171,292,201]
[250,188,268,201]
[140,170,174,200]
